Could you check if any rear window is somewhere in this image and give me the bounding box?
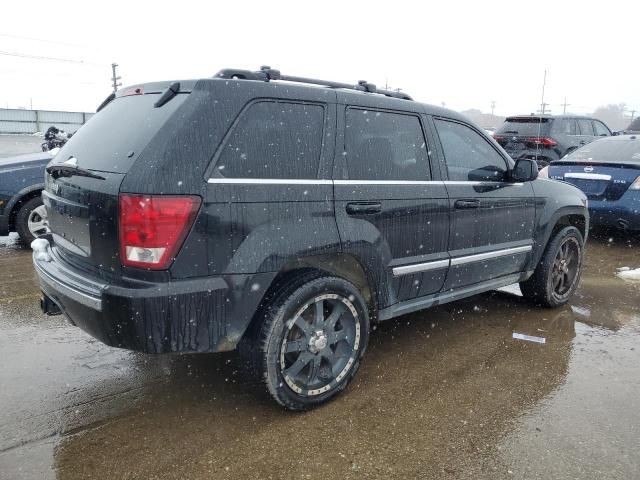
[496,117,550,136]
[564,138,640,164]
[56,93,187,173]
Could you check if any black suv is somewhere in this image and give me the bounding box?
[33,67,588,410]
[494,115,612,167]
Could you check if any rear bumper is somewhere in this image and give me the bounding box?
[33,237,275,353]
[588,195,640,230]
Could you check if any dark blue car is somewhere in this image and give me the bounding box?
[540,135,640,230]
[0,151,52,243]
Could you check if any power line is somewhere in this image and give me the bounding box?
[0,32,89,48]
[0,50,102,66]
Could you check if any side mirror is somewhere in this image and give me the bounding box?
[511,158,538,182]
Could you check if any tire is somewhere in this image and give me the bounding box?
[520,226,584,307]
[241,273,370,410]
[15,196,49,245]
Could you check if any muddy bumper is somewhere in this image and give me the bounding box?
[32,238,273,353]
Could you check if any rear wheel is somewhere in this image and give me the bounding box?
[242,274,370,410]
[520,226,584,307]
[15,196,49,245]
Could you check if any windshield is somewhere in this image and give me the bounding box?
[565,137,640,163]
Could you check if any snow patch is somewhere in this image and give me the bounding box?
[616,267,640,281]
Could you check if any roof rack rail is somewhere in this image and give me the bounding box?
[215,66,413,101]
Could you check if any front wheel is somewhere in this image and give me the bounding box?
[243,274,370,410]
[520,226,584,307]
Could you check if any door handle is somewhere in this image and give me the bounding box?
[346,202,382,215]
[455,199,480,209]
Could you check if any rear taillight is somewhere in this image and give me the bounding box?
[527,137,558,147]
[630,176,640,190]
[119,194,201,269]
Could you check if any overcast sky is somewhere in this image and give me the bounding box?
[1,0,638,116]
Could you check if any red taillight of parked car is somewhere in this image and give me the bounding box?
[527,137,558,147]
[119,194,201,269]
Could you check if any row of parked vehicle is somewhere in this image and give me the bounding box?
[490,114,640,232]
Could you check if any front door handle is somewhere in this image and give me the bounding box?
[455,199,480,209]
[346,202,382,215]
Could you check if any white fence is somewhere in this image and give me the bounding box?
[0,108,94,134]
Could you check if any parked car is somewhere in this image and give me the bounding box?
[0,151,52,243]
[494,115,612,168]
[540,134,640,231]
[32,67,588,410]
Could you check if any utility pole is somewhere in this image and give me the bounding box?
[536,103,551,115]
[561,97,570,114]
[111,63,122,93]
[538,70,548,114]
[490,100,496,116]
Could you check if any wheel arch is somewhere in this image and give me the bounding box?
[529,207,588,272]
[239,253,379,346]
[7,184,44,231]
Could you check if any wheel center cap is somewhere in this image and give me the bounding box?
[309,330,328,353]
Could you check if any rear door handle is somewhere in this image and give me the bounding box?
[455,199,480,209]
[346,202,382,215]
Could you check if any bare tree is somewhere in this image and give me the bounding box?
[628,116,640,132]
[592,104,628,131]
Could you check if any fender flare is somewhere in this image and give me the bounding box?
[529,205,588,270]
[4,183,45,229]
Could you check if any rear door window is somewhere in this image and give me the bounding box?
[435,119,508,182]
[344,109,430,181]
[215,101,324,179]
[578,119,595,136]
[552,119,578,135]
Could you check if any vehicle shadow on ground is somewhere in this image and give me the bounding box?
[55,290,579,479]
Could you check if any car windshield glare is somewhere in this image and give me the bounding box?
[565,137,640,163]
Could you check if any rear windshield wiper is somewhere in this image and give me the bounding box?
[47,163,105,180]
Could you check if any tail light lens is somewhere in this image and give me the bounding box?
[538,166,549,178]
[630,176,640,190]
[119,194,201,269]
[527,137,558,147]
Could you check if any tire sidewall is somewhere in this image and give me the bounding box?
[263,277,370,409]
[16,196,45,245]
[544,227,584,307]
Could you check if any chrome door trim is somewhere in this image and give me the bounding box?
[392,259,450,277]
[207,178,333,185]
[334,180,444,185]
[450,245,532,266]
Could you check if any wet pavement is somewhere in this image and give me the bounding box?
[0,231,639,479]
